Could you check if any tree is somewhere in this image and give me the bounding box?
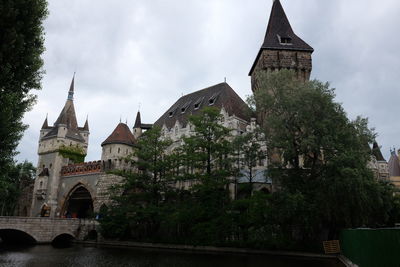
[182,107,232,178]
[0,0,47,206]
[0,161,36,216]
[100,127,174,240]
[250,70,397,241]
[232,128,266,197]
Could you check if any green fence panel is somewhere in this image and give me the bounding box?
[340,228,400,267]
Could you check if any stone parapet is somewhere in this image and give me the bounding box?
[61,161,102,177]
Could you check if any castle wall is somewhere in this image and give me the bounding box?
[251,49,312,92]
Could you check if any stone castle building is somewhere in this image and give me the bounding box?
[28,0,390,218]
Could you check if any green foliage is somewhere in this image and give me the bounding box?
[251,70,398,241]
[58,145,86,163]
[0,0,47,213]
[232,128,266,196]
[0,0,48,174]
[0,161,36,216]
[101,76,399,251]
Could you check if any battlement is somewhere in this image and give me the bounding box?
[61,161,102,177]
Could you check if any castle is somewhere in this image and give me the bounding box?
[27,0,391,218]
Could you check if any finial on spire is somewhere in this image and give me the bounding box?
[68,72,75,100]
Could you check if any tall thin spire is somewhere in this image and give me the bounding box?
[68,72,75,100]
[83,115,89,131]
[134,111,141,128]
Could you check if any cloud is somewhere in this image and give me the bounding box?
[16,0,400,163]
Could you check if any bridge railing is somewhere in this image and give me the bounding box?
[0,216,99,225]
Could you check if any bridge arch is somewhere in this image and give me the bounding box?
[61,183,94,218]
[0,228,37,245]
[51,233,75,247]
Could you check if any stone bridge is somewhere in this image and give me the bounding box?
[0,216,99,244]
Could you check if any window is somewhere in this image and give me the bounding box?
[208,93,219,106]
[277,34,292,45]
[168,107,177,117]
[118,147,120,154]
[40,181,43,188]
[109,147,112,153]
[193,97,204,110]
[181,101,192,114]
[50,163,52,169]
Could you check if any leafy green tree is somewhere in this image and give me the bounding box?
[232,128,266,196]
[100,127,174,240]
[182,107,232,178]
[0,161,35,215]
[0,0,47,213]
[250,70,396,241]
[0,0,48,172]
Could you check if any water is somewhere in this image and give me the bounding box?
[0,244,344,267]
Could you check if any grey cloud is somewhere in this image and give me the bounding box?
[16,0,400,163]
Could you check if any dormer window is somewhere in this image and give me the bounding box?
[208,93,219,106]
[277,34,292,45]
[193,97,204,110]
[168,107,177,117]
[181,101,192,114]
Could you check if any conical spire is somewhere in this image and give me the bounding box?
[68,73,75,100]
[261,0,313,52]
[83,116,89,131]
[372,141,385,162]
[41,116,49,129]
[53,75,78,129]
[134,111,141,128]
[102,122,136,147]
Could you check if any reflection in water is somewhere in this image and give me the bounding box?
[0,245,344,267]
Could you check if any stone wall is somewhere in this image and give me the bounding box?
[0,216,98,243]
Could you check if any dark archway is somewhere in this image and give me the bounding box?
[86,230,98,241]
[52,233,75,248]
[40,204,50,217]
[0,229,36,246]
[63,186,94,218]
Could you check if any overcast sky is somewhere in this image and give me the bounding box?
[16,0,400,164]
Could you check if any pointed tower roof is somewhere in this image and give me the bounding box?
[101,123,137,147]
[68,73,75,100]
[262,0,313,51]
[388,152,400,177]
[249,0,313,75]
[134,111,141,128]
[41,116,49,129]
[82,117,89,131]
[42,75,84,142]
[372,141,385,162]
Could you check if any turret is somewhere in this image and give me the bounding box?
[133,111,142,139]
[249,0,313,92]
[32,74,89,218]
[101,122,137,170]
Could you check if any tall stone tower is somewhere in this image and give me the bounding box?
[249,0,314,92]
[31,75,89,218]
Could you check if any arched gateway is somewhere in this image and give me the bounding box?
[62,185,94,219]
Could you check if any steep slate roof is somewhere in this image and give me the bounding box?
[101,123,137,147]
[249,0,313,75]
[134,111,141,128]
[372,141,386,162]
[154,82,252,129]
[388,152,400,177]
[41,117,50,129]
[79,118,89,132]
[42,76,85,142]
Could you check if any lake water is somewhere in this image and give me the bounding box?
[0,244,344,267]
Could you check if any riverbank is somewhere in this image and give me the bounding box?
[76,240,356,267]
